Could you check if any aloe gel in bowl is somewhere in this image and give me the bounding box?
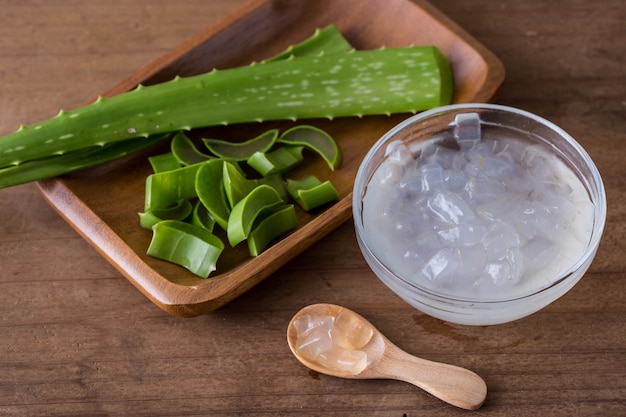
[353,104,606,325]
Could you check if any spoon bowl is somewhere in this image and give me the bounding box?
[287,303,487,410]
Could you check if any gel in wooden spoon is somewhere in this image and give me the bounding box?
[287,303,487,410]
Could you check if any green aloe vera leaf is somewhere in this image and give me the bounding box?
[148,152,181,173]
[203,129,279,161]
[277,125,342,170]
[248,204,297,256]
[145,162,205,210]
[195,159,231,231]
[247,145,304,176]
[171,131,213,166]
[286,176,339,211]
[227,184,284,247]
[0,133,168,188]
[0,25,352,188]
[264,25,352,63]
[0,44,453,174]
[190,200,216,232]
[147,220,224,278]
[138,199,193,229]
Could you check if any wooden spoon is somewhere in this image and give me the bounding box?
[287,303,487,410]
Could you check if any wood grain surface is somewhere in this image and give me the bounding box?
[0,1,624,416]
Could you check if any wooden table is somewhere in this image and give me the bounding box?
[0,1,624,415]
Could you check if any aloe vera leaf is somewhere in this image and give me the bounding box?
[264,25,352,63]
[0,134,168,188]
[277,125,342,170]
[227,184,284,247]
[203,129,279,161]
[190,200,216,232]
[139,199,193,229]
[247,145,304,176]
[147,220,224,278]
[247,204,297,256]
[286,176,339,211]
[0,45,453,172]
[145,162,204,210]
[171,131,213,165]
[0,25,351,188]
[148,152,181,173]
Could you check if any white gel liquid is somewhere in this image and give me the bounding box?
[362,135,594,299]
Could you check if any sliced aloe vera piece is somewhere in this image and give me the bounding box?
[277,125,342,170]
[203,129,278,161]
[227,184,284,247]
[195,159,231,231]
[148,152,181,173]
[222,161,259,208]
[190,200,216,232]
[171,131,213,166]
[145,163,205,210]
[286,176,339,211]
[247,145,304,176]
[139,199,193,229]
[248,204,297,256]
[147,220,224,278]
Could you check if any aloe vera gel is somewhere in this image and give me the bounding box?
[359,107,598,302]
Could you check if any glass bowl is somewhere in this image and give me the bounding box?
[353,104,606,325]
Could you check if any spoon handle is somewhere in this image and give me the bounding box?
[379,345,487,410]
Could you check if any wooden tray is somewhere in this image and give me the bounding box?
[37,0,505,317]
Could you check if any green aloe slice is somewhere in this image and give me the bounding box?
[171,131,213,166]
[148,152,181,173]
[145,162,205,210]
[203,129,278,161]
[227,184,284,247]
[195,159,231,231]
[247,145,304,176]
[147,220,224,278]
[248,204,297,256]
[286,176,339,211]
[277,125,342,170]
[139,199,193,229]
[190,200,216,232]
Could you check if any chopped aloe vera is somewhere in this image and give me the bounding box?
[145,163,204,210]
[147,220,224,278]
[227,185,284,247]
[247,145,304,176]
[195,159,231,231]
[204,129,278,161]
[248,204,297,256]
[222,161,259,208]
[278,125,342,170]
[287,176,339,211]
[139,199,193,229]
[149,152,181,173]
[171,131,213,165]
[190,200,216,232]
